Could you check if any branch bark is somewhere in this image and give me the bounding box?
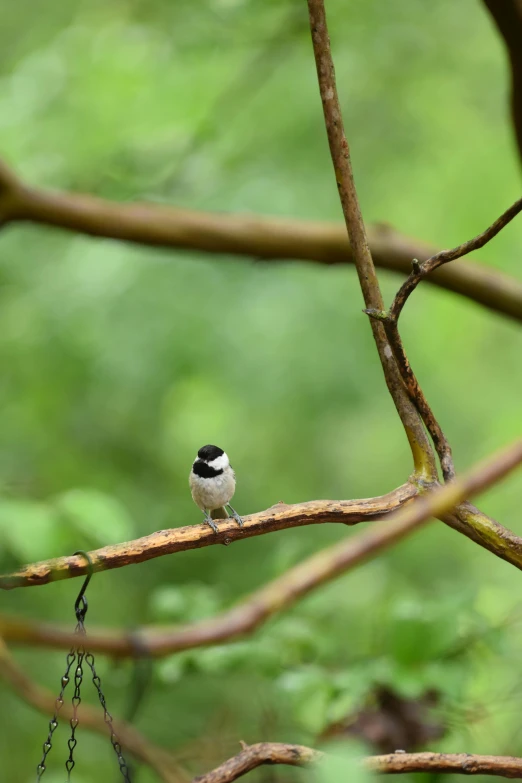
[0,484,417,589]
[0,162,519,320]
[366,751,522,777]
[191,742,522,783]
[306,0,437,480]
[366,197,522,480]
[483,0,522,163]
[2,438,521,656]
[388,197,522,326]
[366,316,455,480]
[192,743,321,783]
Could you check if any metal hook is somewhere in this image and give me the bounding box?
[73,550,94,624]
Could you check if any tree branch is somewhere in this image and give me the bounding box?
[482,0,522,163]
[366,198,522,480]
[442,500,522,568]
[306,0,438,480]
[192,742,321,783]
[388,198,522,326]
[366,315,455,480]
[366,751,522,778]
[191,742,522,783]
[0,161,520,319]
[0,484,417,590]
[2,438,521,656]
[0,636,184,783]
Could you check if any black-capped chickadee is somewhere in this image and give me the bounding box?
[189,444,244,533]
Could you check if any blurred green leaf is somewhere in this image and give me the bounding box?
[54,488,134,546]
[150,582,223,622]
[315,740,374,783]
[0,498,60,560]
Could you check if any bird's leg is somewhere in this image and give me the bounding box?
[225,504,244,527]
[203,510,219,533]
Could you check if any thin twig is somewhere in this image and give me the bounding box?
[370,198,522,480]
[389,197,522,324]
[0,637,184,783]
[2,438,522,656]
[306,0,436,481]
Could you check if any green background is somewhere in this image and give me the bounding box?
[0,1,521,781]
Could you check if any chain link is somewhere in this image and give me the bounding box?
[64,645,85,780]
[34,550,132,782]
[85,652,132,782]
[35,651,76,781]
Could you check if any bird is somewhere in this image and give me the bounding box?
[189,444,244,533]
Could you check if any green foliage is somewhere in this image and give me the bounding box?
[55,488,135,546]
[0,0,521,781]
[315,741,374,783]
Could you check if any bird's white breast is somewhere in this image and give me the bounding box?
[189,466,236,511]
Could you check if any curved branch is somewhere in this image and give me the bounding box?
[365,310,455,481]
[0,484,417,590]
[0,161,518,321]
[483,0,522,163]
[7,614,522,783]
[389,198,522,325]
[193,743,321,783]
[442,501,522,568]
[2,438,521,656]
[366,198,522,481]
[0,637,183,783]
[192,742,522,783]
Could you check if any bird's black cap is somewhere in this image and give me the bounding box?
[197,444,224,462]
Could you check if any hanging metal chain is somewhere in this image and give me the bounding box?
[64,578,88,782]
[85,652,132,782]
[64,646,85,780]
[34,550,132,782]
[35,651,76,781]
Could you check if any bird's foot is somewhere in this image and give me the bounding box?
[226,505,244,528]
[203,512,219,533]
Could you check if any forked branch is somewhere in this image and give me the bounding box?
[308,0,522,488]
[367,198,522,480]
[2,438,522,656]
[0,484,416,589]
[388,197,522,326]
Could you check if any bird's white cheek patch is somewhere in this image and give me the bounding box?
[207,453,229,471]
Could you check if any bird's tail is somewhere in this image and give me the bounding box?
[211,506,228,520]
